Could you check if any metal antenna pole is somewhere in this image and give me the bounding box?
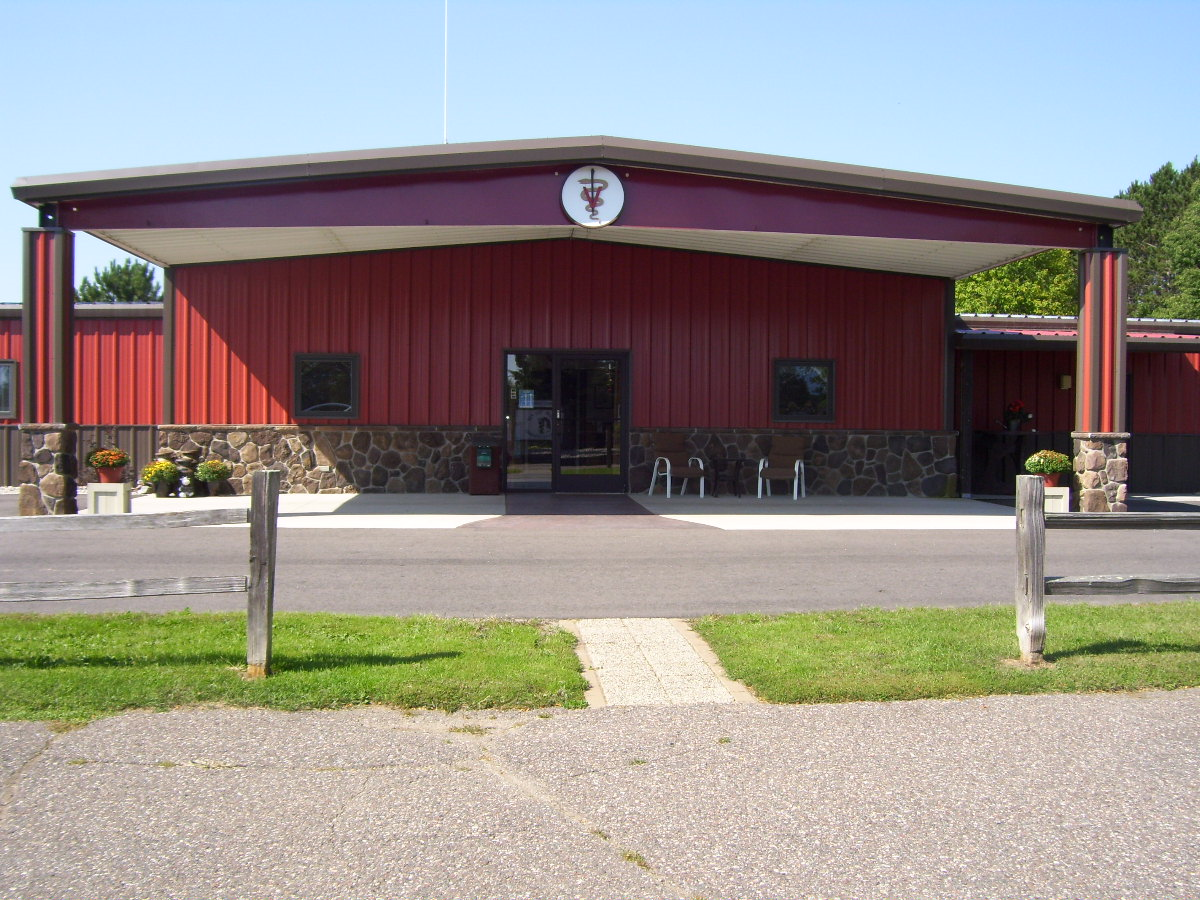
[443,0,449,143]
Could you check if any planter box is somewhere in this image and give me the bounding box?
[1044,486,1070,512]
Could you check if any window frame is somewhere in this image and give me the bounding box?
[772,358,835,423]
[293,353,360,420]
[0,360,16,419]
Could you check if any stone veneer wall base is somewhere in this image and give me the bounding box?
[18,423,80,515]
[1072,432,1130,512]
[156,425,956,497]
[158,425,502,495]
[630,429,957,498]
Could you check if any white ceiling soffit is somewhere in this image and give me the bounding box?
[88,226,1045,280]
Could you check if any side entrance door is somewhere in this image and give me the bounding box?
[503,351,628,493]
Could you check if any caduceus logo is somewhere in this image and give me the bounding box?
[578,167,607,221]
[562,165,623,227]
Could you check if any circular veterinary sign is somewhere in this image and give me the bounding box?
[561,165,624,228]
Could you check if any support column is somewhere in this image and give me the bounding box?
[1073,246,1129,511]
[18,424,79,515]
[162,265,176,424]
[19,226,78,514]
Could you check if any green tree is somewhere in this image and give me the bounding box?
[76,259,163,304]
[954,249,1078,315]
[1139,182,1200,319]
[1116,158,1200,318]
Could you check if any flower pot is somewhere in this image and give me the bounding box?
[1039,473,1063,487]
[96,466,126,483]
[154,481,175,498]
[192,480,210,497]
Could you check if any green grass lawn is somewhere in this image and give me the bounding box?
[0,611,588,722]
[693,602,1200,704]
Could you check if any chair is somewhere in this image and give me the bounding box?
[647,433,706,498]
[757,435,807,500]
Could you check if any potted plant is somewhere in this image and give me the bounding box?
[193,458,233,496]
[1024,449,1072,487]
[1003,400,1033,431]
[85,446,131,483]
[141,458,182,497]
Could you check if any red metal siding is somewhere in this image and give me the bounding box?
[1,314,162,425]
[173,241,949,430]
[1132,352,1200,433]
[971,349,1077,433]
[74,318,162,425]
[971,348,1200,436]
[0,318,20,424]
[61,166,1100,250]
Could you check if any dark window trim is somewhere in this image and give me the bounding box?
[0,360,16,419]
[772,357,835,423]
[293,352,360,419]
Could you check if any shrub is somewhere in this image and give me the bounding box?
[141,459,181,484]
[194,459,233,482]
[1024,449,1072,475]
[84,447,130,469]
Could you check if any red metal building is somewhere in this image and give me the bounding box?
[9,137,1161,509]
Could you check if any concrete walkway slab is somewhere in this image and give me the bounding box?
[568,618,754,707]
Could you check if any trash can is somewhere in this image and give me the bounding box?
[468,439,501,495]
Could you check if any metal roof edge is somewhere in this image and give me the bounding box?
[11,136,1143,225]
[0,302,162,319]
[957,313,1200,335]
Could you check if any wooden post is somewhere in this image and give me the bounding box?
[246,470,281,678]
[1015,474,1046,663]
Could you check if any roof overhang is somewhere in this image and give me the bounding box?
[86,225,1053,280]
[12,136,1144,280]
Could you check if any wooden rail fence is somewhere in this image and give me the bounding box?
[0,469,281,677]
[1015,474,1200,663]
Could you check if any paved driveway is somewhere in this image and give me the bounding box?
[3,691,1198,899]
[1,491,1197,617]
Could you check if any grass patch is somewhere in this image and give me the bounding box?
[692,602,1200,704]
[0,611,588,722]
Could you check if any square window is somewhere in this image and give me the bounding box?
[294,354,359,418]
[0,361,15,419]
[773,359,834,422]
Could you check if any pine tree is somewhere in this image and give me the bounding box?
[76,259,163,304]
[1116,159,1200,318]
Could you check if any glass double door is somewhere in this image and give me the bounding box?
[504,352,627,493]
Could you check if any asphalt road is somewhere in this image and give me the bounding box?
[1,496,1197,617]
[3,692,1199,899]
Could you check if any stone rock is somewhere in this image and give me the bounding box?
[921,473,948,498]
[1105,458,1129,482]
[39,472,67,499]
[905,435,932,454]
[901,453,924,482]
[1079,489,1111,512]
[18,484,46,516]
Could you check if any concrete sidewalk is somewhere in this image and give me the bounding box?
[2,690,1197,899]
[1,489,1022,530]
[4,487,1198,529]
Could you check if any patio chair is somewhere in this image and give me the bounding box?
[647,432,706,498]
[757,435,807,500]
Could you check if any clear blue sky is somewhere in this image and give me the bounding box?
[2,0,1197,301]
